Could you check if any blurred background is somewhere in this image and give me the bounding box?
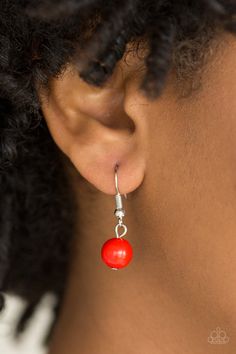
[0,294,55,354]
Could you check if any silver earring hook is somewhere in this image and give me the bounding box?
[114,164,126,220]
[114,164,127,199]
[114,164,120,195]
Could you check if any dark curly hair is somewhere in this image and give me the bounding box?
[0,0,236,346]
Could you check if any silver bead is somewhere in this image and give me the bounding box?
[114,208,125,218]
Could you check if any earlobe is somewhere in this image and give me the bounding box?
[68,121,146,195]
[39,63,147,195]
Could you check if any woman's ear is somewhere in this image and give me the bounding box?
[39,61,147,195]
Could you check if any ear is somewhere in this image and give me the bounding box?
[39,62,147,195]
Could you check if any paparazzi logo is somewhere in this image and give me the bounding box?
[208,327,229,345]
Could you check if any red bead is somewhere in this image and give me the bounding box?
[101,238,133,269]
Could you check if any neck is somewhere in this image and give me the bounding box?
[49,162,236,354]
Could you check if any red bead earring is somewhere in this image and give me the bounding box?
[101,165,133,270]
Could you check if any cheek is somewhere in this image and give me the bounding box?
[140,87,236,324]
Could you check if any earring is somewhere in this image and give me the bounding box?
[101,165,133,270]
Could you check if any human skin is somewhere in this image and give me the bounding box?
[40,31,236,353]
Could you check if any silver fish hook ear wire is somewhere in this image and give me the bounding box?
[114,164,128,238]
[114,164,127,199]
[114,164,125,218]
